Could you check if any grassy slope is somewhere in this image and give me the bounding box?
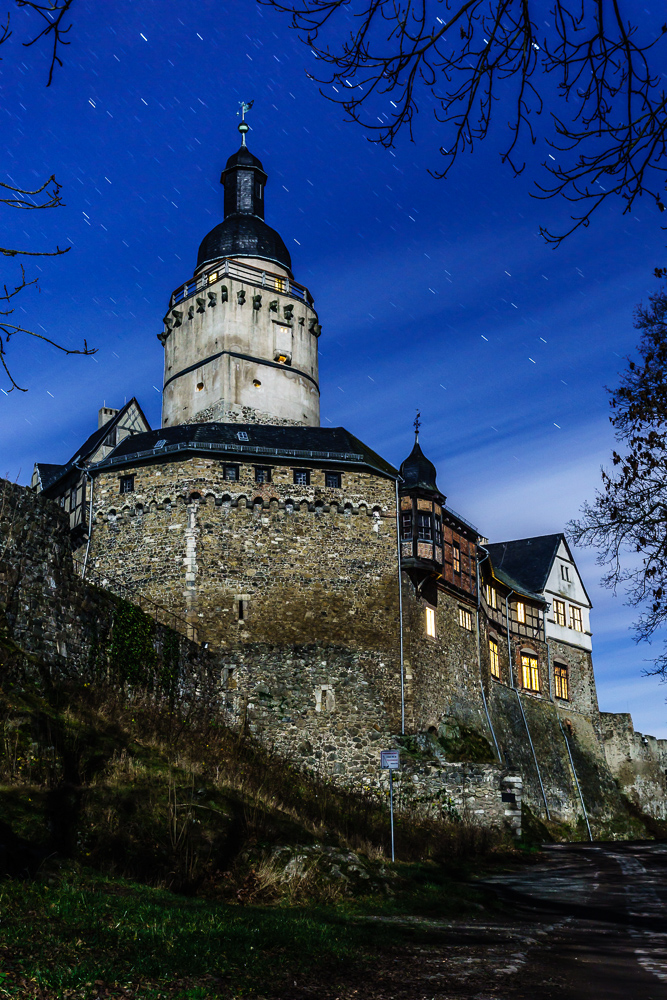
[0,678,507,998]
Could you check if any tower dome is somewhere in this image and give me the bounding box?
[196,144,292,275]
[399,440,439,493]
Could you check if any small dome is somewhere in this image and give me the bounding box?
[197,215,293,274]
[399,441,439,492]
[224,145,265,171]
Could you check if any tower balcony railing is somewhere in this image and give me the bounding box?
[170,257,314,310]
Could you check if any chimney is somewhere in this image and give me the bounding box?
[98,406,119,429]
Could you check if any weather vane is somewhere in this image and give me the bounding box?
[414,409,421,441]
[237,100,254,146]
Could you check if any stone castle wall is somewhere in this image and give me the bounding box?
[600,711,667,820]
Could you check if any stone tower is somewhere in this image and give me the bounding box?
[160,126,321,428]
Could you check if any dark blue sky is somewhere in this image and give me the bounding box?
[2,1,666,733]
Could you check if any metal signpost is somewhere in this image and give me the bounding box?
[380,749,400,862]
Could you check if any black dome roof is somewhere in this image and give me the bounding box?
[197,215,292,274]
[224,146,264,170]
[399,440,439,492]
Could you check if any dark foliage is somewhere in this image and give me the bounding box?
[569,281,667,675]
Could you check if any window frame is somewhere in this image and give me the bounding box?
[324,471,341,489]
[561,563,571,581]
[223,464,240,482]
[516,601,526,624]
[417,511,433,541]
[458,606,473,631]
[553,598,566,627]
[569,605,583,632]
[489,636,500,679]
[119,474,135,495]
[292,469,310,486]
[520,652,540,692]
[554,662,569,700]
[452,542,461,574]
[425,606,436,638]
[254,466,272,484]
[486,584,498,609]
[400,510,413,540]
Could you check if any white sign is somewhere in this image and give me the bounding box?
[381,750,400,770]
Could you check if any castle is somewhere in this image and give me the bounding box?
[30,119,667,838]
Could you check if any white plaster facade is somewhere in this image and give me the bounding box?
[544,538,592,652]
[160,257,320,428]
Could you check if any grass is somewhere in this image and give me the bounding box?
[0,860,495,999]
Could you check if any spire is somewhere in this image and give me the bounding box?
[414,409,421,443]
[237,100,254,146]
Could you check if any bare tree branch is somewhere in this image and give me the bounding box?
[16,0,75,86]
[262,1,667,245]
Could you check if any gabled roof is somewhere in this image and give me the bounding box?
[91,422,398,479]
[34,463,66,490]
[38,398,150,496]
[485,533,573,601]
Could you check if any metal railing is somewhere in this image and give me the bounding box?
[170,257,314,310]
[73,557,198,642]
[95,440,366,470]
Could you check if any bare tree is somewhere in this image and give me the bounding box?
[1,0,95,393]
[262,1,667,245]
[568,279,667,676]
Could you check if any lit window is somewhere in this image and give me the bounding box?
[275,353,289,364]
[561,564,571,582]
[254,467,271,484]
[569,606,583,631]
[458,607,473,631]
[275,277,287,293]
[425,607,436,638]
[119,475,134,494]
[400,511,413,540]
[555,662,569,700]
[208,272,218,284]
[489,637,500,678]
[324,471,341,489]
[521,653,540,692]
[453,543,461,574]
[223,465,239,482]
[252,379,261,388]
[553,599,566,627]
[516,602,526,624]
[417,512,432,541]
[486,585,498,609]
[293,469,310,486]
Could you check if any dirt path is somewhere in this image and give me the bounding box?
[277,842,667,1000]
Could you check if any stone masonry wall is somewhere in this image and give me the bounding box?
[89,455,405,727]
[600,711,667,820]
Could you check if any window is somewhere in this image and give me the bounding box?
[486,585,498,609]
[254,467,272,484]
[458,607,473,631]
[521,653,540,692]
[400,511,413,540]
[425,607,436,638]
[293,469,310,486]
[275,276,287,293]
[561,564,571,582]
[238,600,245,621]
[255,181,263,200]
[516,602,526,624]
[555,662,569,700]
[237,431,249,442]
[553,599,566,627]
[103,426,117,448]
[119,475,135,494]
[453,543,461,574]
[417,512,432,541]
[569,605,583,632]
[324,471,341,488]
[223,464,239,482]
[489,637,500,678]
[69,487,78,509]
[434,514,443,547]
